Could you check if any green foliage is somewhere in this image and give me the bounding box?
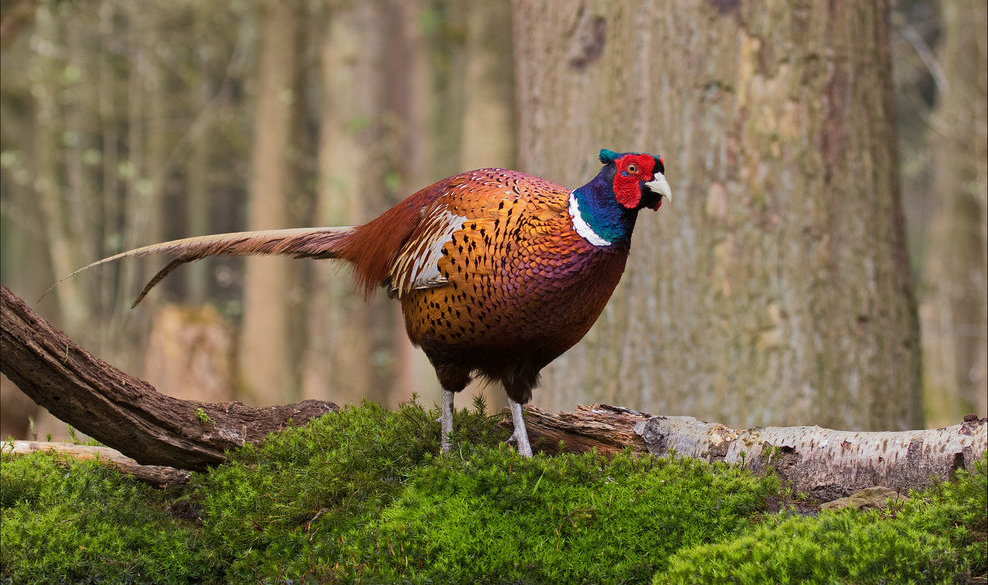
[341,449,777,584]
[195,408,213,425]
[2,403,985,585]
[654,458,988,585]
[187,398,506,582]
[0,452,201,584]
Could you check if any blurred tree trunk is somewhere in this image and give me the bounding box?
[303,0,391,406]
[185,61,212,305]
[30,2,90,336]
[141,8,168,267]
[920,0,988,425]
[118,2,149,315]
[239,0,301,403]
[513,0,921,431]
[144,305,235,403]
[381,0,436,405]
[184,6,240,305]
[112,3,167,372]
[459,0,516,172]
[97,0,120,313]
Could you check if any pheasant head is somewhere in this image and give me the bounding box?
[568,148,671,247]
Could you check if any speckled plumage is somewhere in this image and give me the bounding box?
[389,168,631,404]
[66,149,671,456]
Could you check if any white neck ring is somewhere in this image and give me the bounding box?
[568,191,612,247]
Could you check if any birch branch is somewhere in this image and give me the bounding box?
[520,404,986,500]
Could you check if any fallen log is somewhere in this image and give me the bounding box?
[521,404,986,501]
[2,284,985,500]
[0,285,338,470]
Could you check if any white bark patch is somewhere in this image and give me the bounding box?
[636,414,988,501]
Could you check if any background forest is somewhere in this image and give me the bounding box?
[0,0,985,441]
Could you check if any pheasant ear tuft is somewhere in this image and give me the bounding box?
[598,149,621,164]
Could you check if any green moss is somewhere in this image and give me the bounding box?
[654,458,988,585]
[2,403,985,585]
[0,452,201,584]
[184,398,505,581]
[342,449,777,584]
[195,408,213,424]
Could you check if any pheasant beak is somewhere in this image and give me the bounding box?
[644,172,672,210]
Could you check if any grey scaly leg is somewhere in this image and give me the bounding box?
[508,398,533,457]
[440,389,454,454]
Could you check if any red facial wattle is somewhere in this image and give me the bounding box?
[612,154,658,209]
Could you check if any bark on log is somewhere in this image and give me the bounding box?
[0,285,338,470]
[3,284,985,501]
[520,404,987,501]
[2,440,191,488]
[523,404,650,455]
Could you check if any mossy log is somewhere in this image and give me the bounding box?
[3,284,985,500]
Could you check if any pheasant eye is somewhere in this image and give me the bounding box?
[626,163,638,174]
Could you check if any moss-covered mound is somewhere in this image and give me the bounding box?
[2,401,985,584]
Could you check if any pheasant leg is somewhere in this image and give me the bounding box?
[508,398,533,457]
[440,389,454,454]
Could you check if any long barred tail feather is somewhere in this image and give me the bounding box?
[46,226,356,307]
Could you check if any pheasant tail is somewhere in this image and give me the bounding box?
[49,227,356,307]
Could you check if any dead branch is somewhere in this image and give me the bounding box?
[0,285,338,470]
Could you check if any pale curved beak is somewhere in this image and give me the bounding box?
[645,172,672,203]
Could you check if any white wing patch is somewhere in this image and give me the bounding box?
[390,206,468,297]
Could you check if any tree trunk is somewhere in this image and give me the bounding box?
[97,0,121,312]
[239,0,302,404]
[512,0,922,431]
[143,304,235,403]
[117,2,149,319]
[30,2,90,336]
[302,0,392,406]
[459,0,516,173]
[4,284,982,500]
[920,0,988,426]
[184,53,213,305]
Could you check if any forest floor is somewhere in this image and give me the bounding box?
[2,399,985,584]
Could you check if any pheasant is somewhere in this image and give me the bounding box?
[62,149,671,457]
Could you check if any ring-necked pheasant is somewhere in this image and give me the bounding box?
[61,149,671,457]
